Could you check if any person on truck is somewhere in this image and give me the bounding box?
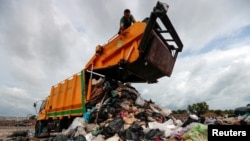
[118,9,136,34]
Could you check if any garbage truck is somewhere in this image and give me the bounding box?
[34,1,183,137]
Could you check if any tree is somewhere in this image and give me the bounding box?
[214,110,223,116]
[187,102,209,117]
[172,109,188,114]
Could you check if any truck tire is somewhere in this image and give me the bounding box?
[35,120,50,138]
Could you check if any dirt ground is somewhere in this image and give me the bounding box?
[0,125,37,141]
[0,125,60,141]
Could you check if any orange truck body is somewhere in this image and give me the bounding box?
[37,72,85,121]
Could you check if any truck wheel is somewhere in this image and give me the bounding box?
[35,121,50,138]
[35,121,42,137]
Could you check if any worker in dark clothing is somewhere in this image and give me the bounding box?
[118,9,136,34]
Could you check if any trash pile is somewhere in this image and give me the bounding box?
[49,78,249,141]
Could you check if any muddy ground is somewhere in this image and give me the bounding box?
[0,125,34,140]
[0,118,42,141]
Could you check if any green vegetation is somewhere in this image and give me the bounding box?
[172,101,234,117]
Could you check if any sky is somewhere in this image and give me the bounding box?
[0,0,250,117]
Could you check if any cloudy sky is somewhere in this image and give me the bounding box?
[0,0,250,117]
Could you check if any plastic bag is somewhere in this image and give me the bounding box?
[119,124,144,141]
[182,123,208,141]
[102,117,124,139]
[62,117,87,136]
[135,95,145,106]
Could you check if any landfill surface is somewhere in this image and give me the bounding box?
[1,79,250,141]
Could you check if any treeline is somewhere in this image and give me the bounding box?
[171,101,234,117]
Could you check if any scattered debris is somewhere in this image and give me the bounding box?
[46,81,250,141]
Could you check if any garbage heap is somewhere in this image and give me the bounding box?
[51,78,247,141]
